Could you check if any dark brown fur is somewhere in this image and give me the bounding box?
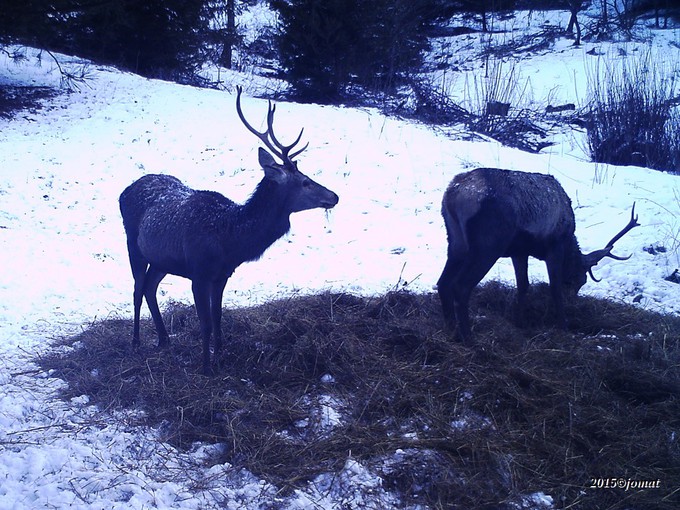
[437,167,638,340]
[120,99,338,374]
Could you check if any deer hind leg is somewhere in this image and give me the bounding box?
[438,213,470,328]
[127,240,148,347]
[143,265,169,348]
[437,256,459,330]
[191,280,213,375]
[438,245,491,342]
[451,252,500,342]
[438,245,475,340]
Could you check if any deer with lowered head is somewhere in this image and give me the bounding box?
[119,87,339,374]
[437,167,639,340]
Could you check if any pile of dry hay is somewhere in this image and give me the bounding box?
[39,283,680,509]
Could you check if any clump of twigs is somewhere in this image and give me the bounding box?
[38,284,680,509]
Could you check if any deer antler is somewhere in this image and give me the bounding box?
[265,105,308,161]
[583,203,640,279]
[603,202,639,252]
[235,86,308,165]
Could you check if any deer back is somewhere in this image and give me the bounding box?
[443,168,577,259]
[120,174,194,240]
[120,174,231,278]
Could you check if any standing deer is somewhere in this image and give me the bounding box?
[119,87,339,374]
[437,167,639,340]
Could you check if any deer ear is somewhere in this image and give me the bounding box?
[258,147,277,168]
[258,147,287,183]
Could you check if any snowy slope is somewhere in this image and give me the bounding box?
[1,9,680,509]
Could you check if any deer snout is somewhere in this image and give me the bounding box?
[322,191,339,210]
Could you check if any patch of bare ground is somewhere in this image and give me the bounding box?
[0,85,60,119]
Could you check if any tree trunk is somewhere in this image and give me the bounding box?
[565,2,582,45]
[567,10,577,33]
[219,0,236,69]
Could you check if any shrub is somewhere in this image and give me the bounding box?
[463,57,549,152]
[586,50,680,172]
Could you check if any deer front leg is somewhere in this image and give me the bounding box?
[210,276,230,365]
[511,255,529,325]
[545,253,567,329]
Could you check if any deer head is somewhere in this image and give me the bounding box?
[236,86,338,213]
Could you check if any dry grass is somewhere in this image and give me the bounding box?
[38,283,680,509]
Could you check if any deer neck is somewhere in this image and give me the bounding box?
[231,179,291,260]
[562,234,586,284]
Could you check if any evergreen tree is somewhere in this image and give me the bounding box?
[1,0,212,81]
[67,0,210,79]
[271,0,449,103]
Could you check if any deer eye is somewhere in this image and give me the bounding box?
[302,178,312,188]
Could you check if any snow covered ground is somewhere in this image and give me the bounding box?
[1,6,680,509]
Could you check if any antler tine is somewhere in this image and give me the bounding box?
[605,252,632,261]
[588,268,602,282]
[604,202,640,250]
[583,202,640,274]
[235,86,285,161]
[265,103,308,163]
[289,140,309,161]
